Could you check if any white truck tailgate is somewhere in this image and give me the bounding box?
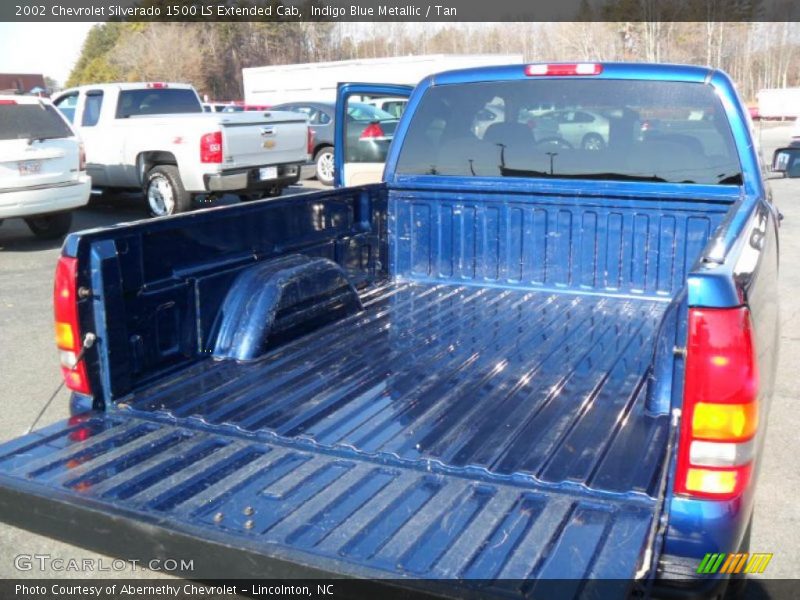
[221,112,307,169]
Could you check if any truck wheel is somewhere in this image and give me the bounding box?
[145,165,192,217]
[315,146,335,186]
[24,212,72,240]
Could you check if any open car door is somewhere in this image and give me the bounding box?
[334,83,414,188]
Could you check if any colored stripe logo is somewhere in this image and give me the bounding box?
[697,552,773,574]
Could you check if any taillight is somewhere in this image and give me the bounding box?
[307,126,315,156]
[78,142,86,171]
[360,122,385,140]
[674,307,759,500]
[54,257,91,395]
[146,82,168,89]
[525,63,603,76]
[200,131,223,163]
[0,99,17,105]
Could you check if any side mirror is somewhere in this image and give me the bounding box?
[772,146,800,178]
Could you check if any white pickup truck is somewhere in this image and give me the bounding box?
[52,83,310,216]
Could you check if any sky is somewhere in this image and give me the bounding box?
[0,22,94,85]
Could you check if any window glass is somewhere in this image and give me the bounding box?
[0,103,73,141]
[342,99,399,164]
[54,94,78,123]
[383,101,407,118]
[347,103,395,122]
[396,79,742,185]
[82,91,103,126]
[115,88,202,118]
[317,110,332,125]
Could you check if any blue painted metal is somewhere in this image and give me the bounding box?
[388,188,730,298]
[212,255,362,361]
[125,282,670,495]
[0,408,660,584]
[0,62,780,587]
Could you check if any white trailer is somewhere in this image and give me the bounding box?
[243,54,523,106]
[757,88,800,119]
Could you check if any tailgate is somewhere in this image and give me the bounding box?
[221,111,307,169]
[0,411,667,595]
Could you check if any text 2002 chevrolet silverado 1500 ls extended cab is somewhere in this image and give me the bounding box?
[0,63,779,598]
[52,82,311,217]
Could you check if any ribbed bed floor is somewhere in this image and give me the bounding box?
[128,281,671,496]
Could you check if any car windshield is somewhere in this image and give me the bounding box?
[116,88,202,118]
[395,79,742,185]
[347,103,395,122]
[0,102,73,141]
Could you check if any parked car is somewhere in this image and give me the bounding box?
[0,63,779,599]
[202,102,228,113]
[0,95,90,239]
[218,102,272,113]
[532,108,610,150]
[363,96,408,118]
[52,83,309,216]
[271,100,399,185]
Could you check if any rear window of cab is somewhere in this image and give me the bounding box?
[116,88,202,118]
[395,79,742,185]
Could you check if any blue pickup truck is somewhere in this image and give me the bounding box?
[0,63,779,598]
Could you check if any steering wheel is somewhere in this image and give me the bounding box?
[534,137,574,150]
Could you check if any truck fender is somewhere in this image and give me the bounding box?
[136,151,179,187]
[212,255,363,361]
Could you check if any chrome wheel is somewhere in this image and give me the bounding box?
[582,134,605,151]
[147,174,175,216]
[316,149,335,185]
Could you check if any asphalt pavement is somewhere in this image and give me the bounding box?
[0,129,797,586]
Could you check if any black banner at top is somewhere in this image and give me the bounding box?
[3,0,800,22]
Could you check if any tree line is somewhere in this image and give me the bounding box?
[67,20,800,102]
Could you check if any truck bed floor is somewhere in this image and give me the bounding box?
[128,282,670,497]
[0,282,673,584]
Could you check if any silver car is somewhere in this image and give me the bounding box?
[535,109,610,150]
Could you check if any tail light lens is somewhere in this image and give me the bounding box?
[0,99,17,105]
[674,307,759,500]
[525,63,603,76]
[200,131,223,163]
[78,142,86,171]
[54,256,91,394]
[307,126,315,156]
[360,122,385,140]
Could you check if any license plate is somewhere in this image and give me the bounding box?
[18,160,42,176]
[259,166,277,181]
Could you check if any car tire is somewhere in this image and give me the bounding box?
[314,146,335,186]
[145,165,192,217]
[24,212,73,240]
[581,133,605,151]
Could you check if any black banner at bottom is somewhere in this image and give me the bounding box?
[1,578,798,600]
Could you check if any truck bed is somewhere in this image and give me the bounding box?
[0,281,671,588]
[128,281,670,495]
[0,182,733,589]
